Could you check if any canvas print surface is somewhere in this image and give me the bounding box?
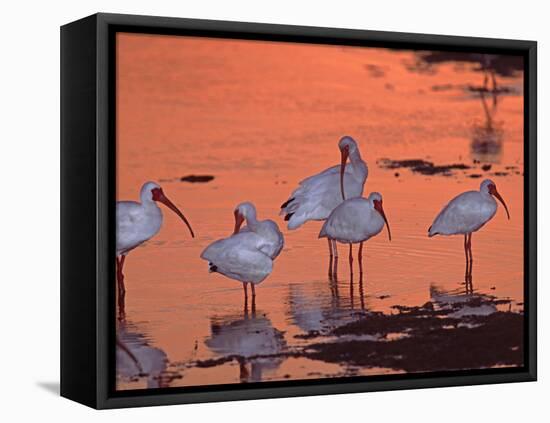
[115,32,524,391]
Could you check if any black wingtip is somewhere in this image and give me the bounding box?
[209,264,218,272]
[284,213,294,221]
[280,197,294,209]
[427,226,438,237]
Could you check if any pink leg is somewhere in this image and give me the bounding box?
[327,238,334,278]
[251,284,256,313]
[464,234,469,277]
[467,233,474,292]
[116,255,126,320]
[348,243,353,275]
[332,240,339,280]
[358,242,364,274]
[349,264,354,309]
[243,282,248,310]
[358,271,365,310]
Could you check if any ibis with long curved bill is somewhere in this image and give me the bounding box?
[319,192,391,273]
[428,179,510,275]
[116,181,195,315]
[280,136,368,259]
[201,202,284,307]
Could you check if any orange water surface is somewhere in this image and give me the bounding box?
[115,33,524,390]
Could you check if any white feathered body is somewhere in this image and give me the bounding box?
[201,232,274,285]
[116,201,163,256]
[319,197,384,243]
[429,191,497,236]
[240,219,284,259]
[282,161,368,230]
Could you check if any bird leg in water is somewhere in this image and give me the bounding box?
[327,238,334,278]
[349,265,354,309]
[468,233,473,267]
[331,256,339,287]
[116,256,126,320]
[348,243,354,276]
[358,242,364,274]
[464,234,469,275]
[358,270,365,310]
[243,282,248,309]
[331,240,339,280]
[467,233,474,291]
[251,284,256,314]
[464,233,474,292]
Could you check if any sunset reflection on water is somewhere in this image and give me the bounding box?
[115,33,524,390]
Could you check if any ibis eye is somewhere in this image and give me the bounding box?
[151,187,162,201]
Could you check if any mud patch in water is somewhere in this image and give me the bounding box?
[378,158,470,176]
[303,298,522,373]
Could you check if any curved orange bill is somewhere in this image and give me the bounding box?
[340,146,349,201]
[492,189,510,220]
[233,210,245,234]
[155,189,195,237]
[374,200,392,241]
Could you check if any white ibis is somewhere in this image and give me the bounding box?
[428,179,510,277]
[319,193,391,274]
[201,202,283,308]
[280,136,368,260]
[116,181,195,316]
[234,202,284,260]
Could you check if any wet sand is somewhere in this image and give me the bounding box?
[115,33,524,390]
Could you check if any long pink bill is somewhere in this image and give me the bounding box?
[152,188,195,237]
[233,210,245,234]
[374,200,392,241]
[340,145,349,201]
[493,189,510,220]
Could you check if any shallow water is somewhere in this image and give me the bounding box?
[115,34,524,390]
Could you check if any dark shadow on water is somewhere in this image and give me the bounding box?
[36,381,60,396]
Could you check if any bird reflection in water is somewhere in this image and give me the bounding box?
[478,54,498,93]
[430,284,497,317]
[328,247,366,311]
[287,270,366,339]
[471,88,503,164]
[116,320,169,389]
[205,309,285,383]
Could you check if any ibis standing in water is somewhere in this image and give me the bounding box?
[319,192,392,275]
[201,202,284,309]
[428,179,510,278]
[280,136,368,262]
[116,182,195,317]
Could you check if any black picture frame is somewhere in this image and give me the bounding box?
[60,12,537,409]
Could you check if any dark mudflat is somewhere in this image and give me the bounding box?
[378,158,470,176]
[305,311,522,372]
[180,174,215,183]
